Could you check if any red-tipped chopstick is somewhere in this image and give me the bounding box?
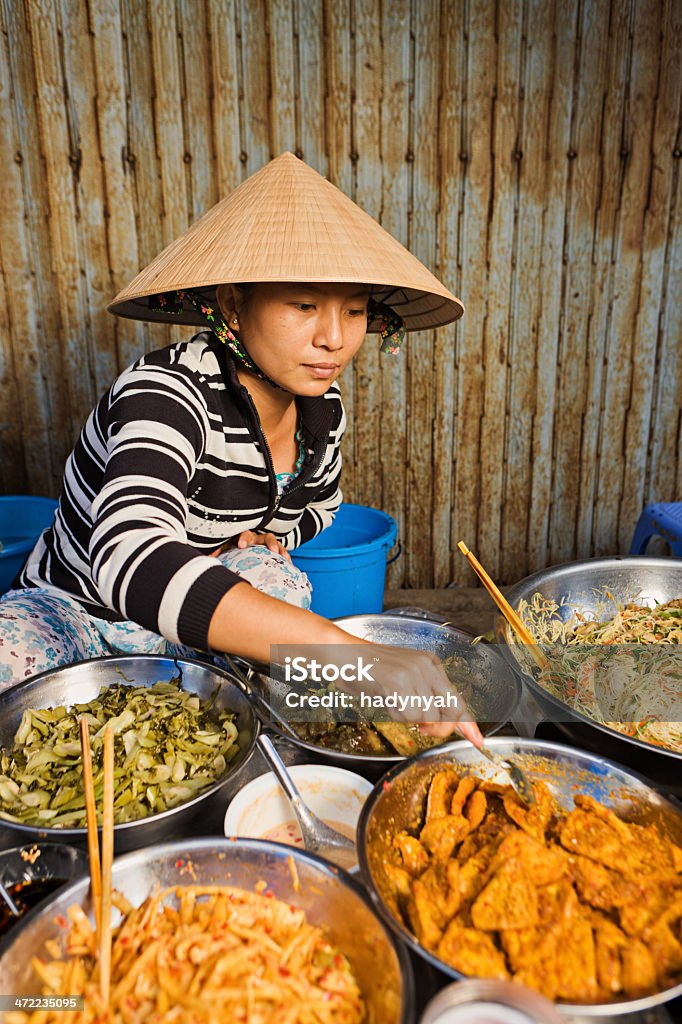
[457,541,548,670]
[99,724,114,1004]
[79,718,101,939]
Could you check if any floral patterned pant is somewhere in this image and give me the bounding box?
[0,548,311,691]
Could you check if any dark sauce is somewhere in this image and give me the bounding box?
[0,877,67,938]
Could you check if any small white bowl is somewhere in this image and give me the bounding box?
[223,764,373,870]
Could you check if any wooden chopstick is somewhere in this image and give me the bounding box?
[79,717,101,939]
[99,723,114,1005]
[457,541,548,670]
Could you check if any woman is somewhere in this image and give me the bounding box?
[0,154,480,745]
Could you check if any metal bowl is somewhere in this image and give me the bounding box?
[0,837,414,1022]
[495,557,682,792]
[357,736,682,1018]
[242,615,521,775]
[0,656,259,852]
[0,843,89,954]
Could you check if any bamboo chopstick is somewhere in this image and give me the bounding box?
[457,541,548,670]
[99,724,114,1005]
[79,717,101,939]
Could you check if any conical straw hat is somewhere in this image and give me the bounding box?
[108,153,463,331]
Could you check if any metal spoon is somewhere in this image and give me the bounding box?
[477,745,536,806]
[0,878,20,917]
[256,734,358,870]
[223,654,300,740]
[225,654,382,744]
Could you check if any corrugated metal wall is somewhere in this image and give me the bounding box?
[1,0,680,587]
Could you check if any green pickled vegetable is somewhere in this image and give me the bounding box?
[0,681,240,827]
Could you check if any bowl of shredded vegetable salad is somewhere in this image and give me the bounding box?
[0,656,259,851]
[0,836,414,1023]
[496,556,682,791]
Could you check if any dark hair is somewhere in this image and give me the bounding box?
[234,282,255,315]
[214,282,255,319]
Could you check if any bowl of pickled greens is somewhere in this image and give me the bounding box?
[0,656,258,851]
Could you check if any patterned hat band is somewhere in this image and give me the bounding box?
[149,289,406,389]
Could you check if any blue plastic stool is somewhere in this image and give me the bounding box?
[630,503,682,557]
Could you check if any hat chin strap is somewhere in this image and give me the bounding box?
[150,288,288,390]
[148,289,406,386]
[229,338,289,392]
[368,297,406,354]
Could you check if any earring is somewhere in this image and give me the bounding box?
[231,316,239,328]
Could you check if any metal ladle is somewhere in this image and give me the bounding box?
[0,878,20,917]
[476,744,536,806]
[256,734,358,870]
[223,654,300,740]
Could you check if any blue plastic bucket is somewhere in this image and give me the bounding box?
[290,503,399,618]
[0,496,58,595]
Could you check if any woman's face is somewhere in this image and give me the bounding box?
[217,282,369,394]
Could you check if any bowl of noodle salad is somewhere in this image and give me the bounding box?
[495,557,682,791]
[0,837,413,1024]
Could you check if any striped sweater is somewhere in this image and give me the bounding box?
[21,333,345,648]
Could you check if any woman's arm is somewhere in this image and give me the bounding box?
[207,583,484,747]
[207,580,347,657]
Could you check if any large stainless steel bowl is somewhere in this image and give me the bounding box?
[240,615,521,775]
[0,656,259,852]
[0,837,414,1022]
[357,737,682,1018]
[495,557,682,792]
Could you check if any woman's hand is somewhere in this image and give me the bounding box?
[205,585,484,749]
[280,640,484,749]
[363,644,484,748]
[212,530,291,560]
[420,718,484,748]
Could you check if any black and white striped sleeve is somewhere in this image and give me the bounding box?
[89,364,245,648]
